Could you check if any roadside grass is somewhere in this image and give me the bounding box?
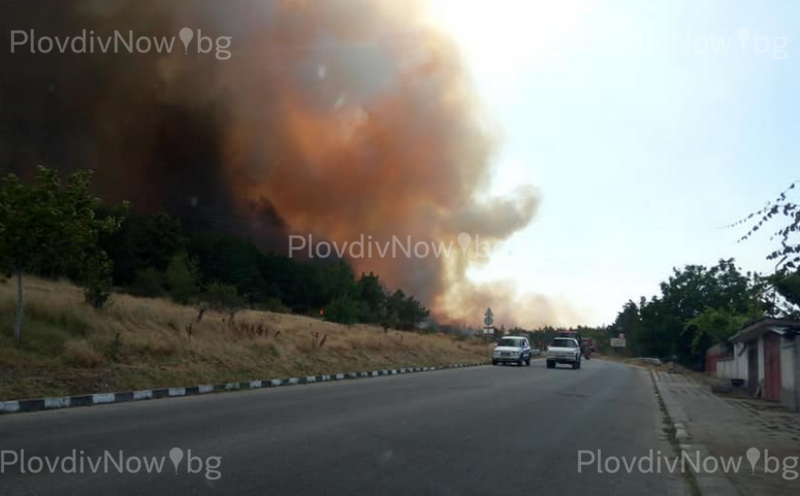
[0,277,490,400]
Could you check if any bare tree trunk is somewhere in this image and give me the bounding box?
[13,269,23,340]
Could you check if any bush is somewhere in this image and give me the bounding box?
[199,282,242,311]
[129,268,165,297]
[105,333,123,362]
[82,254,114,309]
[324,296,359,325]
[84,279,113,309]
[165,253,200,304]
[261,297,290,314]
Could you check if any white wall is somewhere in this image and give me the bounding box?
[734,342,748,379]
[716,358,738,379]
[715,341,748,381]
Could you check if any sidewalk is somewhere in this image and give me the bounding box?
[654,370,800,496]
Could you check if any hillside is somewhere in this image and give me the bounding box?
[0,277,489,401]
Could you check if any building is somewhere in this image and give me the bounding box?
[712,318,800,411]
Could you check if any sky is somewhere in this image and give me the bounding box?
[426,0,800,326]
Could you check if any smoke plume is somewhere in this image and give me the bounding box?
[0,0,573,327]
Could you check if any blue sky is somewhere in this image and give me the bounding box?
[428,0,800,325]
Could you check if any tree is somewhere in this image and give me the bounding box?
[381,310,399,334]
[197,282,244,322]
[686,305,761,353]
[735,181,800,313]
[165,252,200,304]
[772,272,800,313]
[82,252,115,308]
[320,261,357,302]
[190,234,267,304]
[622,259,765,368]
[0,166,123,340]
[610,300,644,355]
[324,296,359,325]
[384,289,430,330]
[101,211,186,286]
[130,267,166,297]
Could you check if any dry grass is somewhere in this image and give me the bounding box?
[0,277,490,400]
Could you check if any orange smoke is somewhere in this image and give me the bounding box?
[0,0,576,327]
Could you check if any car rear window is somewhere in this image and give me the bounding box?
[551,338,577,348]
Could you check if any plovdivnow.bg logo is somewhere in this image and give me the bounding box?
[578,448,798,481]
[10,28,232,60]
[585,28,789,59]
[1,447,221,481]
[289,233,506,260]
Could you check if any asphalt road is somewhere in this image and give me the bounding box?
[0,359,688,496]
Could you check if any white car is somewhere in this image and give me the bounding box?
[492,336,532,366]
[546,337,582,369]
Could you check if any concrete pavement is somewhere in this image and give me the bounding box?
[0,360,688,496]
[655,370,800,496]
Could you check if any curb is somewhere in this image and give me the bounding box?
[650,370,741,496]
[0,362,488,416]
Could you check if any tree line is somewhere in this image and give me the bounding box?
[605,181,800,369]
[518,182,800,369]
[606,259,765,368]
[517,260,768,368]
[0,167,430,340]
[100,209,430,328]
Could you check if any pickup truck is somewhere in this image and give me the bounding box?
[546,337,582,370]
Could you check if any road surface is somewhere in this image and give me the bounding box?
[0,359,688,495]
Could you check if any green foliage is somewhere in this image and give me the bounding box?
[356,272,385,322]
[0,166,123,339]
[191,235,268,304]
[321,261,357,302]
[261,297,290,314]
[165,252,200,304]
[199,282,243,312]
[1,168,432,339]
[324,296,360,325]
[0,167,119,274]
[735,181,800,314]
[95,208,431,327]
[381,310,400,333]
[105,333,123,362]
[608,259,766,368]
[772,270,800,311]
[129,268,166,297]
[100,211,186,286]
[686,306,760,353]
[385,289,430,330]
[735,181,799,269]
[83,253,115,309]
[263,342,280,357]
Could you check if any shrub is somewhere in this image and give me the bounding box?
[82,254,115,309]
[261,297,290,314]
[324,296,359,325]
[105,333,123,362]
[129,268,165,297]
[199,282,242,311]
[165,253,200,304]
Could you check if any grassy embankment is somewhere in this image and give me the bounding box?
[0,277,490,401]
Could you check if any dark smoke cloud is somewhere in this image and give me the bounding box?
[0,0,574,326]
